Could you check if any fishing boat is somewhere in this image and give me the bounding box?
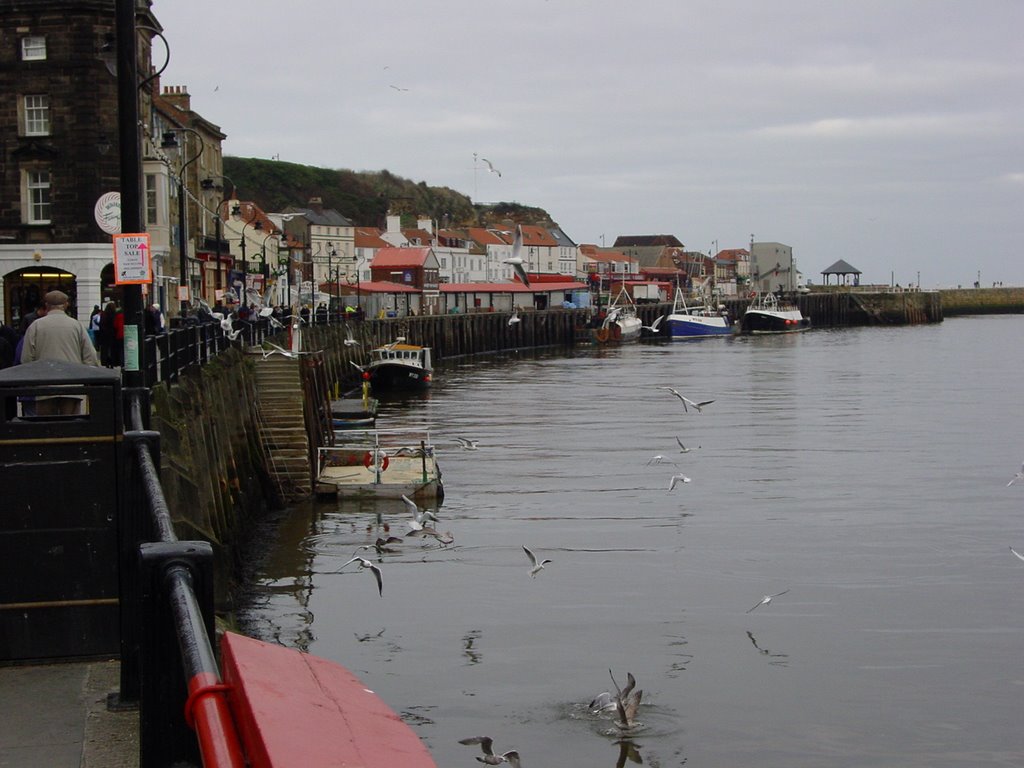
[365,337,432,390]
[330,395,378,430]
[315,427,443,500]
[739,291,811,334]
[664,288,733,339]
[593,288,642,344]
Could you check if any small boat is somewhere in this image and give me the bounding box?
[665,288,733,339]
[740,291,811,334]
[593,288,643,344]
[315,428,443,500]
[330,394,378,430]
[366,337,432,390]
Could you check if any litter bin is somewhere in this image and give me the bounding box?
[0,360,123,662]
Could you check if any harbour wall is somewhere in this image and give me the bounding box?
[937,287,1024,315]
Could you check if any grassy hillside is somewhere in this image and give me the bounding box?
[223,157,554,230]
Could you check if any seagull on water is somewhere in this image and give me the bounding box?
[747,589,789,613]
[454,436,479,450]
[502,225,530,288]
[523,545,551,578]
[668,473,691,491]
[338,556,383,596]
[1008,462,1024,487]
[608,669,643,730]
[589,690,617,714]
[458,737,520,767]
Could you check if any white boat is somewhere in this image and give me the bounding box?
[593,288,642,344]
[366,337,432,390]
[315,427,443,500]
[740,291,811,334]
[664,288,733,339]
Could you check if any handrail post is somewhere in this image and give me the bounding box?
[138,540,229,767]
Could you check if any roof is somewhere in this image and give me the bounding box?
[464,227,508,246]
[281,206,353,227]
[355,228,389,249]
[370,247,433,268]
[440,281,588,293]
[640,267,684,276]
[821,259,861,275]
[351,280,420,294]
[401,228,434,245]
[613,235,684,248]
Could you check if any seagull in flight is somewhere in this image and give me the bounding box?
[454,436,479,450]
[656,387,714,413]
[401,494,437,530]
[523,545,551,578]
[646,455,677,466]
[502,225,530,287]
[1010,547,1024,562]
[338,556,383,597]
[668,473,691,491]
[344,325,360,347]
[641,315,664,333]
[1008,462,1024,487]
[608,669,643,730]
[747,589,789,613]
[458,736,521,767]
[675,437,698,453]
[508,308,520,326]
[389,84,409,92]
[480,157,502,177]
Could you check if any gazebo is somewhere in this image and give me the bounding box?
[821,259,862,286]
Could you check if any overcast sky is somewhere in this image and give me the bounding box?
[153,1,1023,288]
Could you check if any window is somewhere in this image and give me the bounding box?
[21,36,46,61]
[23,95,50,136]
[145,174,158,226]
[26,170,51,224]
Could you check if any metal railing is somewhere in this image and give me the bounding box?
[121,388,245,767]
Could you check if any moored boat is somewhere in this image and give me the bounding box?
[366,337,432,390]
[593,288,642,344]
[739,291,810,334]
[665,288,733,339]
[315,427,443,500]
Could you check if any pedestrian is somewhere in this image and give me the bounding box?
[20,290,100,415]
[98,302,118,367]
[88,304,102,348]
[18,299,47,336]
[0,323,17,369]
[144,302,164,335]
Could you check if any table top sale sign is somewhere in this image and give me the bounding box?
[112,233,152,285]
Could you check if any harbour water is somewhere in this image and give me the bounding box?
[237,314,1024,767]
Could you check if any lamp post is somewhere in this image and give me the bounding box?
[200,175,236,305]
[236,205,262,303]
[326,241,337,310]
[259,230,276,288]
[160,129,204,316]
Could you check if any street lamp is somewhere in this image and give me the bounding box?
[200,175,236,305]
[259,230,277,286]
[326,241,337,309]
[235,204,262,302]
[160,129,204,316]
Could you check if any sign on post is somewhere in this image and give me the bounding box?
[112,233,152,285]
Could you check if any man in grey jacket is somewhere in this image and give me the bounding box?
[20,290,100,415]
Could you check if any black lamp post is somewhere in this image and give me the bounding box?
[160,130,204,316]
[201,175,236,305]
[236,206,261,303]
[326,241,337,309]
[259,230,276,288]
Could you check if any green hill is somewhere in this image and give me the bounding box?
[223,157,554,230]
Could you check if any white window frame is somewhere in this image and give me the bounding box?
[23,94,50,136]
[21,36,46,61]
[25,170,51,224]
[145,173,158,226]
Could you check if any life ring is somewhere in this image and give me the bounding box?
[363,450,389,471]
[595,327,610,343]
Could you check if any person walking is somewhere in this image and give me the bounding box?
[98,302,117,366]
[20,290,100,415]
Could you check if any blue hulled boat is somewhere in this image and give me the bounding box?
[665,288,733,339]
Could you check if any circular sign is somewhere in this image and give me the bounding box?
[94,191,121,235]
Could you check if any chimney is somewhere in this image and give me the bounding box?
[386,215,401,234]
[417,218,433,235]
[161,85,191,113]
[308,197,324,215]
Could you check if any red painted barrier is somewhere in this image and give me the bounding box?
[220,632,437,768]
[184,670,246,768]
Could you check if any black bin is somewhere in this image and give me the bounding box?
[0,361,123,662]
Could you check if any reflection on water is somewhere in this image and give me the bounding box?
[237,317,1024,767]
